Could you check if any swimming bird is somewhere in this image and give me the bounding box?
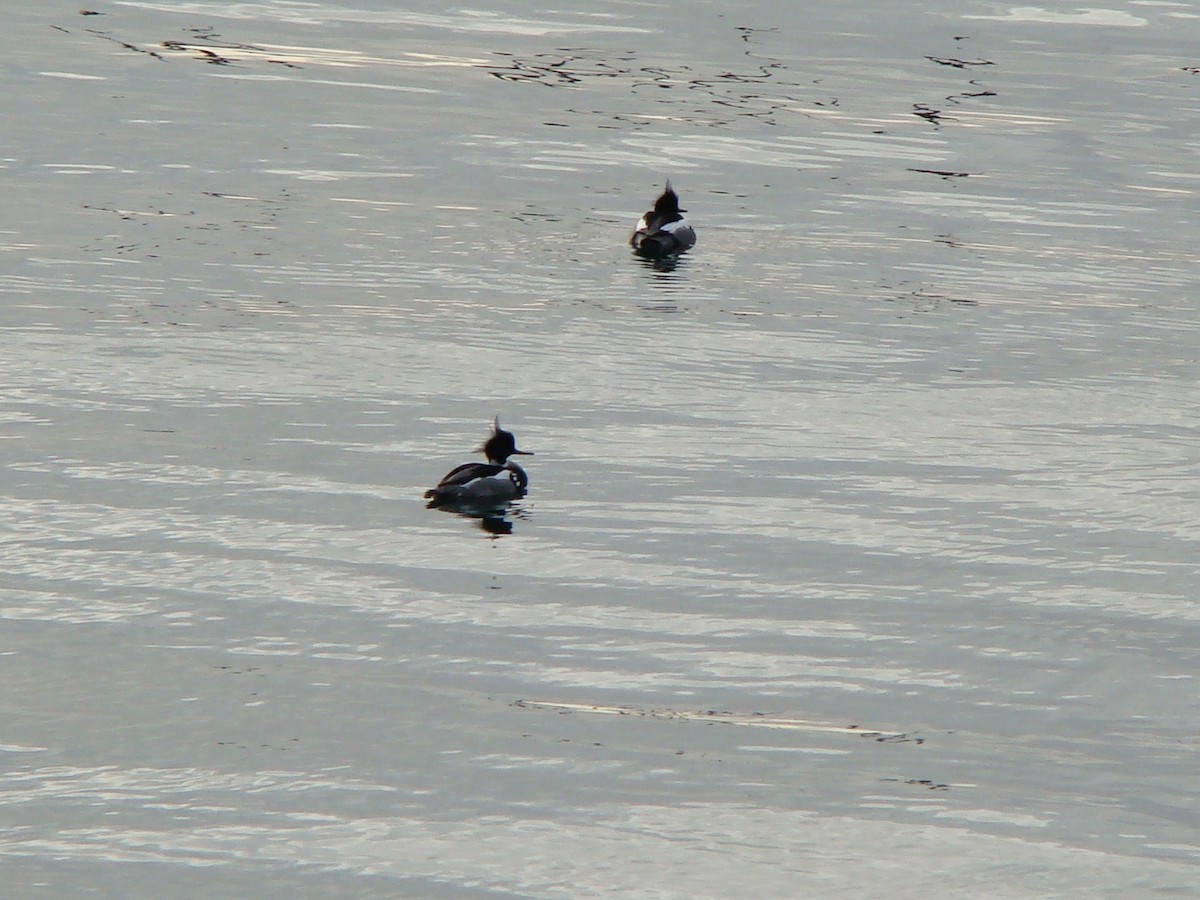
[424,417,533,511]
[630,181,696,260]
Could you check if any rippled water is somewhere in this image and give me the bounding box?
[2,0,1199,895]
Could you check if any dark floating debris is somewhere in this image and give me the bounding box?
[84,29,165,61]
[913,45,998,129]
[162,40,233,66]
[882,285,979,310]
[926,56,995,68]
[479,27,817,129]
[884,777,950,790]
[155,27,301,68]
[871,732,925,744]
[908,168,973,179]
[513,700,930,744]
[913,104,945,125]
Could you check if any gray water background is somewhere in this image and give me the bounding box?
[2,0,1199,896]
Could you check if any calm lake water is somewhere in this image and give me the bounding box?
[2,0,1198,896]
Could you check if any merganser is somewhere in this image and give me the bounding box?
[424,417,533,511]
[630,181,696,259]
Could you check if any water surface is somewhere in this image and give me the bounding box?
[2,0,1199,895]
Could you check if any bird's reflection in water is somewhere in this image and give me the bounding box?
[634,258,687,314]
[634,254,689,313]
[637,253,685,276]
[478,512,515,535]
[430,500,529,537]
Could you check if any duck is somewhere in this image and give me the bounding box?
[630,181,696,259]
[424,417,533,511]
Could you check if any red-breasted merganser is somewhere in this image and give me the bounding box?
[424,417,532,511]
[630,181,696,259]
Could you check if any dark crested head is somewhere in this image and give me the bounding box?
[653,181,684,216]
[479,416,532,464]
